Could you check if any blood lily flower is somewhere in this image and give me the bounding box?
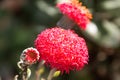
[35,27,89,73]
[57,0,92,30]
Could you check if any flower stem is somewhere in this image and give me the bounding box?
[0,76,1,80]
[21,65,28,80]
[47,68,57,80]
[41,78,46,80]
[15,61,31,80]
[36,60,45,80]
[57,15,75,29]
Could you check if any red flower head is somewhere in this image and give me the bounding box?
[35,27,88,73]
[57,0,92,30]
[20,47,40,65]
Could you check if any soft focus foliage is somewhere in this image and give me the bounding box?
[0,0,120,80]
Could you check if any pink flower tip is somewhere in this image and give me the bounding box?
[57,0,92,30]
[35,27,89,73]
[20,47,40,65]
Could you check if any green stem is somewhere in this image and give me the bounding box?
[36,60,45,80]
[47,68,57,80]
[22,66,28,80]
[57,15,75,29]
[15,61,31,80]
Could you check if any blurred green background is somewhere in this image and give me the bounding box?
[0,0,120,80]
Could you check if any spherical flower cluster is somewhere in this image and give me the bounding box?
[20,47,40,65]
[57,0,92,30]
[35,27,88,73]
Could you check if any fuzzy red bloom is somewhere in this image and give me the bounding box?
[35,27,88,73]
[57,0,92,30]
[20,47,40,65]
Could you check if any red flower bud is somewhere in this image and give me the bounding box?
[20,47,40,65]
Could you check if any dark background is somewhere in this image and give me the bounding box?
[0,0,120,80]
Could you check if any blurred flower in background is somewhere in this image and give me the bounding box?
[57,0,92,29]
